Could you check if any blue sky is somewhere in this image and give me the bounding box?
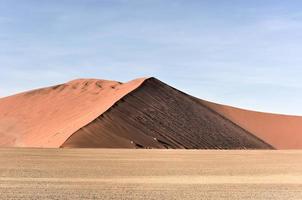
[1,0,302,114]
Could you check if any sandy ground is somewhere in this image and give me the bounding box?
[0,149,302,200]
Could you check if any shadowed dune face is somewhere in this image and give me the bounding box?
[62,78,272,149]
[201,100,302,149]
[0,77,301,149]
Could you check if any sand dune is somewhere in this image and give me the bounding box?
[0,77,301,149]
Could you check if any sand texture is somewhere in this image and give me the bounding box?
[1,149,302,200]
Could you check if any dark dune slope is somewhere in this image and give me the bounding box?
[62,78,273,149]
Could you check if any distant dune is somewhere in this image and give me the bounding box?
[0,77,301,149]
[201,100,302,149]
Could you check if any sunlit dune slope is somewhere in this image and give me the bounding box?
[0,78,145,147]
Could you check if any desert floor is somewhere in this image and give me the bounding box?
[0,149,302,200]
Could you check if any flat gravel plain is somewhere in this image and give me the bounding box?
[0,149,302,200]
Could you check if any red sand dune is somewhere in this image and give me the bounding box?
[0,77,301,149]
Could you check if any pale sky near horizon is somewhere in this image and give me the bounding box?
[1,0,302,115]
